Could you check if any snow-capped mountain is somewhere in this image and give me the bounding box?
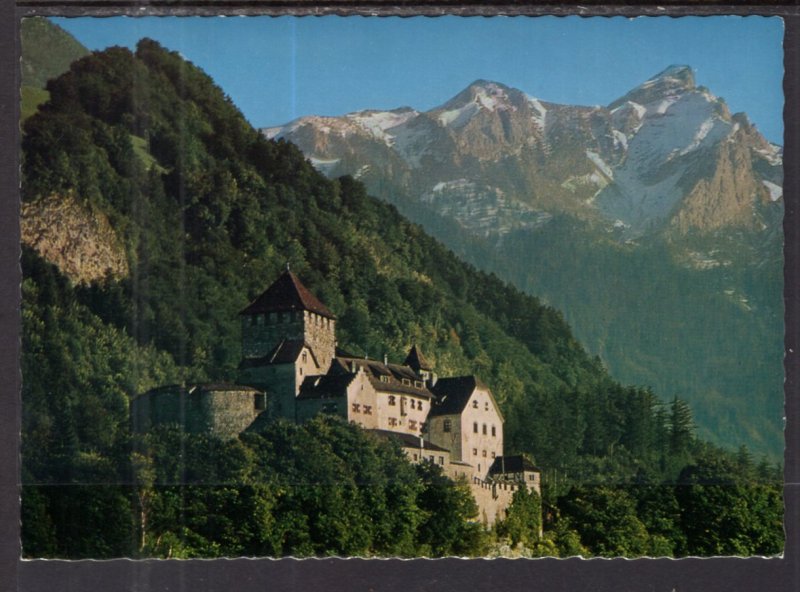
[264,65,782,242]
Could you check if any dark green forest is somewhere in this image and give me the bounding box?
[20,34,783,558]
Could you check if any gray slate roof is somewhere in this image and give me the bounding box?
[488,455,540,476]
[370,429,450,453]
[239,339,318,369]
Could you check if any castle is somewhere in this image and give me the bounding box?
[132,270,540,525]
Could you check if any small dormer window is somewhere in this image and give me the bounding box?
[402,378,411,386]
[380,375,389,383]
[415,380,423,388]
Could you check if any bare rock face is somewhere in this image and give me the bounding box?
[22,193,129,285]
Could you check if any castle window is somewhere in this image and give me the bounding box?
[473,422,478,434]
[529,474,536,481]
[491,425,496,437]
[389,417,398,427]
[402,378,411,387]
[482,450,487,458]
[472,448,478,456]
[472,400,478,409]
[429,455,435,463]
[409,420,417,430]
[418,402,424,412]
[415,380,423,388]
[410,399,416,410]
[299,368,303,376]
[352,403,361,413]
[491,451,496,459]
[364,405,372,415]
[381,376,390,384]
[482,424,487,435]
[439,456,445,465]
[388,395,396,405]
[443,419,452,433]
[413,454,418,461]
[485,402,489,411]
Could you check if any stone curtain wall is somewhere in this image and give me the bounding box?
[470,479,518,526]
[132,386,263,439]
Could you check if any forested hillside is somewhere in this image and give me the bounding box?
[20,37,782,558]
[20,18,88,121]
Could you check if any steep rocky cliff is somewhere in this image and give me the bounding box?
[21,193,129,285]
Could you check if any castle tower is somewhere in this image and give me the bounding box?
[240,270,337,372]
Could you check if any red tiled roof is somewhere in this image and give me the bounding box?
[240,271,335,319]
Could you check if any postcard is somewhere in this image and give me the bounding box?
[16,12,787,568]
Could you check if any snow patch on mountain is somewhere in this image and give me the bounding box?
[755,144,783,166]
[347,109,419,145]
[438,101,480,128]
[762,180,783,201]
[586,151,614,179]
[526,95,548,129]
[392,122,434,168]
[678,117,724,157]
[612,130,628,150]
[308,156,341,174]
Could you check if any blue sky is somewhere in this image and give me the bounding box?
[53,15,785,144]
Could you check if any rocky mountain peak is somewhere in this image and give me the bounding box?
[609,65,696,111]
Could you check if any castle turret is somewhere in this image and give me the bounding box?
[240,270,337,371]
[405,344,436,385]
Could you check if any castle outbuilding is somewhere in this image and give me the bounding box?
[133,270,540,525]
